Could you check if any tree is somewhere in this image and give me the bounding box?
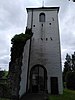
[66,71,75,90]
[8,28,33,99]
[63,52,75,90]
[0,70,8,79]
[69,0,75,2]
[63,54,72,82]
[72,52,75,71]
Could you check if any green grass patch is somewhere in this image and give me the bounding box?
[48,89,75,100]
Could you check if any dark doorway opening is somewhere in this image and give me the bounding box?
[51,77,59,94]
[30,64,47,93]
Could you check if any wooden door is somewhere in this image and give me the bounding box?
[51,77,58,94]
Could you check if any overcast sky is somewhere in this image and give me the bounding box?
[0,0,75,70]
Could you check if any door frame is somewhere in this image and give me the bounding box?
[50,77,59,94]
[30,64,47,93]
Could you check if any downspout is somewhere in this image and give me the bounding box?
[26,9,33,92]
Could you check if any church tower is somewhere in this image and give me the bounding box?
[19,7,63,97]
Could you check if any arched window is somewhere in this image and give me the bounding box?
[30,64,47,92]
[39,13,45,22]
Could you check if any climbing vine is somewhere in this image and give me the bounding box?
[11,28,33,61]
[8,28,33,99]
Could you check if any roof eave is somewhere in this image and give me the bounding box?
[26,7,60,13]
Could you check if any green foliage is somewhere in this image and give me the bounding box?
[11,28,33,61]
[63,54,72,82]
[66,72,75,90]
[0,71,8,79]
[8,28,33,98]
[11,28,33,44]
[0,71,5,79]
[63,52,75,90]
[63,53,75,82]
[48,89,75,100]
[0,83,10,98]
[2,71,8,79]
[72,53,75,71]
[63,52,75,73]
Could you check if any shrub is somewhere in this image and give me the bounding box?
[11,28,33,61]
[0,83,10,98]
[66,71,75,90]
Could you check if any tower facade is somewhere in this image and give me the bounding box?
[19,7,63,97]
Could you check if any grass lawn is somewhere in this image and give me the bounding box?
[48,89,75,100]
[0,98,9,100]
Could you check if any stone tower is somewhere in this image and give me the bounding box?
[19,7,63,97]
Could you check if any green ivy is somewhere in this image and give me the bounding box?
[11,28,33,44]
[11,28,33,61]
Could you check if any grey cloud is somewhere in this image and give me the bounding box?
[0,0,26,70]
[60,12,75,49]
[0,0,26,30]
[0,54,10,70]
[0,58,9,64]
[0,0,75,70]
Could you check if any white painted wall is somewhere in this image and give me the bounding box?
[19,40,30,97]
[27,8,63,94]
[19,7,63,97]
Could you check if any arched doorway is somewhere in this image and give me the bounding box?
[30,65,47,93]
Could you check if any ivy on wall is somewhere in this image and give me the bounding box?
[11,28,33,62]
[8,28,33,99]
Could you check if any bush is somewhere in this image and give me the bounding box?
[0,83,10,98]
[66,71,75,90]
[11,28,33,61]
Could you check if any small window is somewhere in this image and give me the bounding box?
[39,13,45,22]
